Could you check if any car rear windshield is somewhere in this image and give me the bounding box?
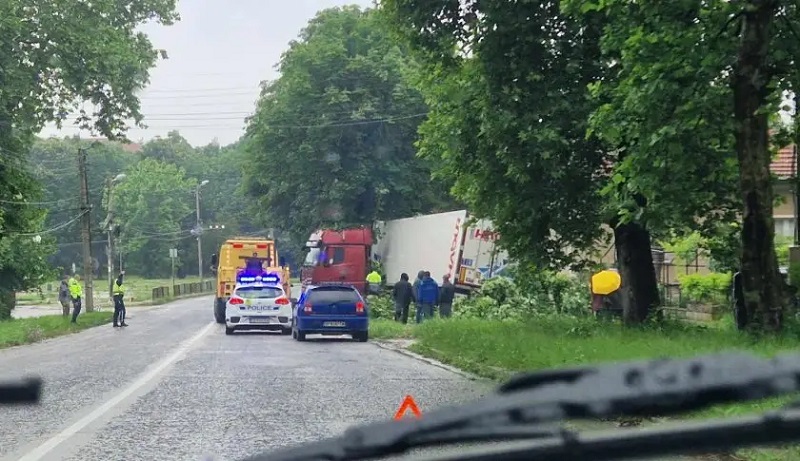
[235,286,284,299]
[307,287,361,304]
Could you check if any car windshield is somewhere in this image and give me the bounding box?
[303,247,321,266]
[235,286,283,299]
[308,287,361,304]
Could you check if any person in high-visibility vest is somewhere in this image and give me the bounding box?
[366,270,382,294]
[112,271,128,327]
[67,274,83,324]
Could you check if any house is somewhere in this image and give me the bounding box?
[771,144,798,239]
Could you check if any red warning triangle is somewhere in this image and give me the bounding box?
[393,395,422,420]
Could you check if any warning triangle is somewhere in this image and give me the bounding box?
[393,395,422,420]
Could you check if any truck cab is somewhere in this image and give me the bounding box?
[300,228,373,297]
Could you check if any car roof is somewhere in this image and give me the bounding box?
[234,282,284,290]
[305,283,359,291]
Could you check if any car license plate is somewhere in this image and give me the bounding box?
[250,317,274,324]
[323,321,346,327]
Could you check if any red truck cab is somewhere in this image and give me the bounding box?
[300,227,374,297]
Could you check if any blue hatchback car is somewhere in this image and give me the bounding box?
[292,284,369,342]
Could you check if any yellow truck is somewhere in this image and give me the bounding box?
[209,237,292,324]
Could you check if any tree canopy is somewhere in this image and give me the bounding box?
[242,5,459,248]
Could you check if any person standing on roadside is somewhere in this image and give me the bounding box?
[68,274,83,323]
[412,270,425,323]
[438,274,455,318]
[58,275,71,317]
[392,273,414,324]
[112,271,128,327]
[416,271,439,323]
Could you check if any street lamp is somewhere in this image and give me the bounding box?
[196,180,210,282]
[106,173,126,298]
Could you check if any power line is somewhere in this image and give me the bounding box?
[7,210,88,237]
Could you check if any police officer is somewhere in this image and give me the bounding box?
[112,271,128,327]
[68,274,83,324]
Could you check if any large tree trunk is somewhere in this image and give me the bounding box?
[732,0,784,332]
[614,222,660,324]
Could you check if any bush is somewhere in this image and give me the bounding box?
[366,294,394,319]
[677,272,731,305]
[453,272,590,321]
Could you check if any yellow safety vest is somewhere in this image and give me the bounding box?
[68,278,83,298]
[113,281,125,295]
[366,271,382,284]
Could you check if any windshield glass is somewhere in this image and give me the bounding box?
[303,247,321,266]
[308,287,361,304]
[234,286,284,299]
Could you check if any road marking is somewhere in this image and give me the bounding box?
[18,321,216,461]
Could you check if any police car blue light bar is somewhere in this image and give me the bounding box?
[236,270,281,284]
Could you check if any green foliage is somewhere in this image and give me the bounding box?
[382,0,608,272]
[113,158,196,277]
[453,275,590,321]
[0,0,177,314]
[789,261,800,289]
[677,273,732,305]
[242,6,458,248]
[366,294,394,319]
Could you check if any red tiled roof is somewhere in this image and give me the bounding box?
[772,145,797,179]
[85,137,142,153]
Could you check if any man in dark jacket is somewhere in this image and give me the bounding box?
[58,275,71,317]
[438,274,456,318]
[412,270,424,323]
[416,271,439,323]
[392,273,414,324]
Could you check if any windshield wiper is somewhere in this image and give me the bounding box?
[242,351,800,461]
[0,377,42,405]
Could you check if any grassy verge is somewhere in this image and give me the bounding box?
[369,316,800,460]
[16,276,205,306]
[0,312,112,349]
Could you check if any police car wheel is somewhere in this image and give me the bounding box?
[225,327,234,335]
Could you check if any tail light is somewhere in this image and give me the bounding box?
[229,297,244,305]
[303,303,312,313]
[275,297,290,305]
[356,301,365,313]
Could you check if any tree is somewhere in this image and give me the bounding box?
[569,0,799,331]
[380,2,614,294]
[28,137,137,273]
[0,0,177,314]
[112,158,197,278]
[242,6,459,248]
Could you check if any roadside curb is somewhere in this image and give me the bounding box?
[373,339,487,381]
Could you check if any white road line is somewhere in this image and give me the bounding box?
[18,321,216,461]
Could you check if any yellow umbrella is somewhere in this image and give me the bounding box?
[591,270,621,296]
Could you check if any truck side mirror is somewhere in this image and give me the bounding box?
[210,253,218,267]
[279,256,287,267]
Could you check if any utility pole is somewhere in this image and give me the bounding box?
[106,177,114,300]
[195,180,209,283]
[104,173,126,299]
[78,148,94,312]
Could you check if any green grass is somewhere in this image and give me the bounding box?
[0,312,112,349]
[369,315,800,460]
[17,275,206,306]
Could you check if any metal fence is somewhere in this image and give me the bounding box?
[152,280,214,301]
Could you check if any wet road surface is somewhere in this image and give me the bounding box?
[0,296,494,461]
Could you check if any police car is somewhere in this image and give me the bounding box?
[225,271,292,335]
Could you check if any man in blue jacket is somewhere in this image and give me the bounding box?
[416,271,439,323]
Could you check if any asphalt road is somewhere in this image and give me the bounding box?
[0,296,495,461]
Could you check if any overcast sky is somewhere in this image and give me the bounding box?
[38,0,373,147]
